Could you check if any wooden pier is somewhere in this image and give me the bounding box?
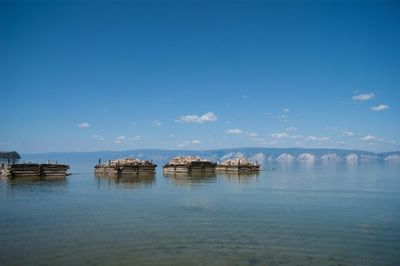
[0,151,21,160]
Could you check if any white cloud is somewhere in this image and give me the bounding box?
[267,140,279,145]
[271,132,289,139]
[114,136,125,144]
[178,141,191,148]
[352,92,375,101]
[177,143,188,148]
[92,134,105,141]
[306,136,330,141]
[290,135,303,140]
[361,135,376,141]
[283,108,290,113]
[359,134,397,145]
[247,132,258,137]
[129,136,142,141]
[285,127,297,132]
[78,122,91,128]
[341,131,354,137]
[226,129,242,134]
[153,120,162,126]
[277,114,288,122]
[176,112,217,124]
[130,122,136,126]
[177,139,201,147]
[271,132,303,140]
[169,134,176,138]
[370,104,389,112]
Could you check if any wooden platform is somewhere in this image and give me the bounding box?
[163,161,217,175]
[216,165,261,173]
[1,163,69,178]
[94,165,157,176]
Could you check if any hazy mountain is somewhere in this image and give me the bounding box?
[320,153,342,161]
[384,154,400,161]
[360,154,379,161]
[21,147,400,166]
[346,153,359,162]
[249,153,267,165]
[219,152,245,161]
[276,153,296,162]
[297,153,316,162]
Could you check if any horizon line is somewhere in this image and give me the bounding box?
[18,146,400,156]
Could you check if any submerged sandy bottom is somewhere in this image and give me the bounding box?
[1,161,399,265]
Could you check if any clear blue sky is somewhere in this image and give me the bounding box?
[1,0,399,153]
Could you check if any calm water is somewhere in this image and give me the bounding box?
[1,160,400,265]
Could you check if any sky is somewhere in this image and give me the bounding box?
[0,0,399,153]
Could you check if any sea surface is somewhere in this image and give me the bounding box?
[1,157,399,265]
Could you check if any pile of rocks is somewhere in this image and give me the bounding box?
[101,158,153,167]
[167,156,208,165]
[219,158,258,166]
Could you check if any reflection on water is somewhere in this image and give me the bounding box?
[95,173,155,189]
[2,175,67,198]
[218,171,260,183]
[5,175,67,188]
[163,172,217,186]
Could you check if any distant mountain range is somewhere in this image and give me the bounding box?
[21,148,400,166]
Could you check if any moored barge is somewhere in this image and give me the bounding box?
[94,158,157,176]
[163,156,217,175]
[216,158,260,173]
[1,163,70,178]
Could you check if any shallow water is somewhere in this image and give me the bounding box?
[1,160,399,265]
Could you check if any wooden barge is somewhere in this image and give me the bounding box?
[94,158,156,176]
[163,156,217,175]
[216,158,260,173]
[40,164,70,177]
[1,163,70,178]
